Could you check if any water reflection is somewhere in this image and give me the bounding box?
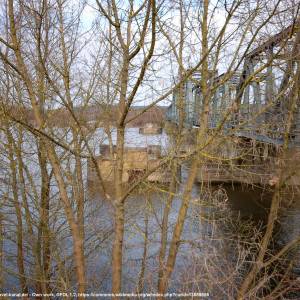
[86,181,299,297]
[1,127,299,297]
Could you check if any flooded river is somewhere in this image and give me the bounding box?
[1,128,299,298]
[84,179,300,298]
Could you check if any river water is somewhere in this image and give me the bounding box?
[1,127,299,298]
[86,128,300,297]
[85,181,300,298]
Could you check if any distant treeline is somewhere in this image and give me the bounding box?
[3,104,167,128]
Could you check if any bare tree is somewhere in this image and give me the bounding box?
[0,0,299,299]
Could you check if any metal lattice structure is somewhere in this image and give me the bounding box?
[167,20,300,148]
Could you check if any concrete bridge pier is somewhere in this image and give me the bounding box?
[87,144,173,193]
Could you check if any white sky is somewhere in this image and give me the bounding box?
[73,0,295,107]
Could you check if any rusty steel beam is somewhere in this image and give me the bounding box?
[235,19,300,116]
[246,18,300,59]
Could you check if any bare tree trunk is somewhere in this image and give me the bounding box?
[157,161,199,296]
[237,185,281,299]
[15,127,48,294]
[112,126,126,296]
[157,164,177,289]
[158,1,210,296]
[0,213,3,290]
[57,0,86,266]
[37,140,51,294]
[75,150,85,251]
[137,197,149,294]
[111,17,129,291]
[6,126,28,293]
[47,146,86,294]
[157,0,186,286]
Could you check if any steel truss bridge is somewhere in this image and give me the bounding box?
[166,19,300,149]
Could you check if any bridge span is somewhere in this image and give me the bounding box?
[167,20,300,148]
[166,20,300,185]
